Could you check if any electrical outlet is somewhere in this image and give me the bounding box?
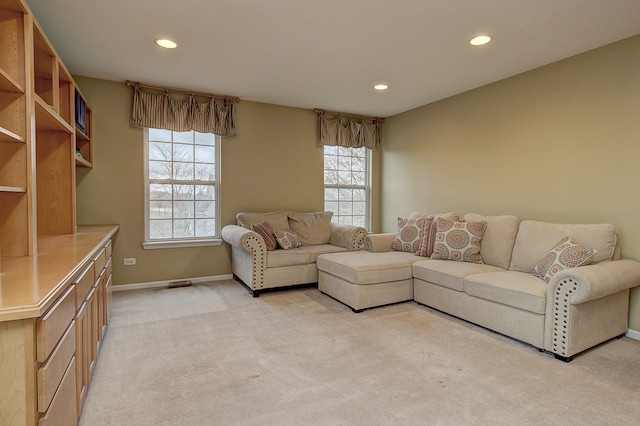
[124,258,136,266]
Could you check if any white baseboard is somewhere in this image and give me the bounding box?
[113,274,234,292]
[626,329,640,341]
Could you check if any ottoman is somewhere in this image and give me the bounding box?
[316,251,417,312]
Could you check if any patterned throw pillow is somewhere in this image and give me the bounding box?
[274,230,302,250]
[392,218,427,253]
[416,219,437,257]
[251,221,278,251]
[532,237,596,283]
[431,219,487,263]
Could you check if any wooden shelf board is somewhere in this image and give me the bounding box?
[34,95,73,133]
[0,126,25,143]
[75,156,92,168]
[0,185,26,193]
[0,67,24,93]
[75,125,89,141]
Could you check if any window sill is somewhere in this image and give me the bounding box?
[142,238,223,250]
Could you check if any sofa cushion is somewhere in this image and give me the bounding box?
[288,211,333,245]
[532,237,596,283]
[317,251,417,285]
[431,219,487,263]
[392,217,427,253]
[301,244,349,263]
[464,271,548,314]
[252,221,278,251]
[408,212,460,221]
[267,248,310,268]
[413,259,505,291]
[463,214,521,270]
[237,211,289,231]
[275,230,302,250]
[509,221,616,273]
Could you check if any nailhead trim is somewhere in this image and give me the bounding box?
[552,278,578,356]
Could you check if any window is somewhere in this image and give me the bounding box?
[143,128,221,249]
[324,146,369,229]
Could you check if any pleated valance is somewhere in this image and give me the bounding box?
[129,82,238,136]
[316,110,383,150]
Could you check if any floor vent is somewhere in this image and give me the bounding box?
[167,280,193,289]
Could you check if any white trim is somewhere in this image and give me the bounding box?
[626,328,640,341]
[142,238,222,249]
[112,274,233,292]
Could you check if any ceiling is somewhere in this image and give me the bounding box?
[25,0,640,118]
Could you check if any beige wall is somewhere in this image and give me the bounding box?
[74,77,327,286]
[381,35,640,331]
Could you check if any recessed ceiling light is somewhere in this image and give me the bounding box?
[469,35,492,46]
[373,84,389,91]
[155,39,178,49]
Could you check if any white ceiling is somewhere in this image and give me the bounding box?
[25,0,640,118]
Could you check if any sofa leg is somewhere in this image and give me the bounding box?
[616,333,625,339]
[554,354,574,362]
[252,289,261,298]
[352,307,364,313]
[538,348,545,352]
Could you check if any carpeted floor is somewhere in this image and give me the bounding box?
[79,280,640,425]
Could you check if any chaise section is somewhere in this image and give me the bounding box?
[317,251,417,312]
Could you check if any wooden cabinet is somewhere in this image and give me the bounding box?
[0,0,94,260]
[0,227,118,426]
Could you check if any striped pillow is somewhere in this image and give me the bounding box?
[252,221,278,251]
[416,219,437,257]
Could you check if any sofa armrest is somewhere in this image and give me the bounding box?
[365,233,396,252]
[549,259,640,305]
[329,223,368,251]
[221,224,267,254]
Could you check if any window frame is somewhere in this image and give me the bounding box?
[323,145,371,230]
[142,128,222,249]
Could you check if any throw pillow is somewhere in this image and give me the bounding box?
[287,211,333,245]
[275,230,302,250]
[431,219,487,263]
[532,237,597,283]
[252,221,278,251]
[392,217,427,253]
[416,219,437,257]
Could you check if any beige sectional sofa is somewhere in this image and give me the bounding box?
[222,211,368,297]
[317,213,640,361]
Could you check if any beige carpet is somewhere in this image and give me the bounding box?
[79,281,640,425]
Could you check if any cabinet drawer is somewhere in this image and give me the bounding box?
[37,321,76,412]
[93,247,106,280]
[37,357,77,426]
[74,261,95,307]
[37,285,76,363]
[105,256,112,280]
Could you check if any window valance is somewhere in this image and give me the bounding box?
[128,81,238,137]
[316,109,383,150]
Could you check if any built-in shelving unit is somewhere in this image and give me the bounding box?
[0,0,94,255]
[1,2,107,424]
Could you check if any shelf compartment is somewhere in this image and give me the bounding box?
[74,88,92,167]
[35,95,73,133]
[0,140,26,188]
[33,22,55,107]
[0,5,26,91]
[0,84,26,141]
[0,190,30,257]
[36,129,75,235]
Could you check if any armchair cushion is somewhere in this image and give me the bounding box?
[288,211,333,245]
